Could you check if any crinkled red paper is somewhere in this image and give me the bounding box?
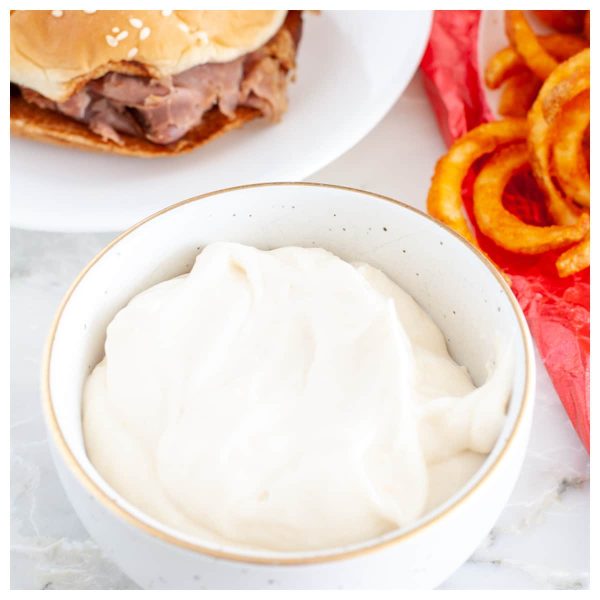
[420,10,590,450]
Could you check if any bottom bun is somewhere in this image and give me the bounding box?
[10,97,261,158]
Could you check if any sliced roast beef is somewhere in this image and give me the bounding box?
[135,87,212,145]
[240,56,288,121]
[173,58,244,119]
[18,30,294,145]
[140,61,246,144]
[58,88,92,120]
[89,73,171,105]
[20,87,56,111]
[88,99,143,145]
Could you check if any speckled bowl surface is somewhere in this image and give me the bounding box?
[43,182,535,589]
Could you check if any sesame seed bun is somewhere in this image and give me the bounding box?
[10,10,288,102]
[10,11,303,158]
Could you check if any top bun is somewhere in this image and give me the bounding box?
[10,10,287,102]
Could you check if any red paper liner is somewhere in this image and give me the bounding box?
[420,10,590,450]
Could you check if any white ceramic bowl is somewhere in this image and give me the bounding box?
[42,183,535,589]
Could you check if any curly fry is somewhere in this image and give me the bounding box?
[541,67,590,124]
[528,49,590,226]
[498,73,542,118]
[505,11,558,80]
[484,34,588,90]
[473,143,589,254]
[556,235,590,277]
[532,10,587,34]
[551,91,590,207]
[427,119,528,242]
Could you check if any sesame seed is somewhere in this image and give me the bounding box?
[82,10,96,14]
[178,22,189,33]
[112,26,120,33]
[51,10,63,17]
[105,34,118,48]
[127,47,138,59]
[129,17,143,29]
[161,10,172,17]
[140,26,151,40]
[195,31,209,44]
[116,30,128,41]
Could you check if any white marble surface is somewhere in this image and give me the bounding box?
[10,74,590,590]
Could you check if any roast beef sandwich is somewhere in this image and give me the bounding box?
[10,10,303,156]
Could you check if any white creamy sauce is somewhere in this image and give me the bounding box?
[83,243,512,552]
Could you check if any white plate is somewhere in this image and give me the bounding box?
[478,10,554,119]
[10,10,432,232]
